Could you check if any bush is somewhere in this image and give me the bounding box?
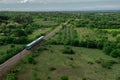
[116,35,120,42]
[101,60,117,69]
[97,41,104,49]
[103,46,112,55]
[63,46,75,54]
[10,44,15,48]
[6,73,16,80]
[116,77,120,80]
[95,58,103,64]
[87,61,94,65]
[15,36,28,44]
[49,67,56,71]
[27,55,37,64]
[110,49,120,58]
[61,76,69,80]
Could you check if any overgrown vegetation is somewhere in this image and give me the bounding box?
[0,12,120,80]
[3,45,120,80]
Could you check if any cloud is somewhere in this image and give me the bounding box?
[20,0,34,3]
[0,0,120,11]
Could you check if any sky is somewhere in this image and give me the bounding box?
[0,0,120,11]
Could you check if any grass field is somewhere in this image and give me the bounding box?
[6,45,120,80]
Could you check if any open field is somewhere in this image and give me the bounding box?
[3,45,120,80]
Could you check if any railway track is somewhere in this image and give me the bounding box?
[0,21,68,78]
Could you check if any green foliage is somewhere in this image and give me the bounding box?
[110,49,120,58]
[0,46,24,64]
[61,76,69,80]
[117,43,120,49]
[116,77,120,80]
[63,46,75,54]
[10,44,15,48]
[16,36,28,44]
[103,46,113,55]
[49,67,56,71]
[95,58,117,69]
[6,73,16,80]
[116,35,120,42]
[13,29,26,37]
[27,55,36,64]
[32,71,38,80]
[103,42,117,55]
[87,61,94,65]
[14,15,33,24]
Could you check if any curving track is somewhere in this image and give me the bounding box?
[0,21,68,78]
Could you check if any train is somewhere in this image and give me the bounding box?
[26,36,44,50]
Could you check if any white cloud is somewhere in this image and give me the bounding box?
[0,0,120,11]
[20,0,34,3]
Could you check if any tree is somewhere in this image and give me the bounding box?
[16,36,28,44]
[0,15,9,22]
[14,15,33,24]
[13,29,26,37]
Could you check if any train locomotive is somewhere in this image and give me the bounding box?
[26,36,44,50]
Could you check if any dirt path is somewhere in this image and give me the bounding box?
[0,21,68,78]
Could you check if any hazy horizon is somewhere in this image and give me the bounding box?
[0,0,120,11]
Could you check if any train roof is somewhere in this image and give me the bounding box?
[26,36,44,47]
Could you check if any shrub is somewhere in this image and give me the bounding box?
[116,77,120,80]
[103,42,117,55]
[61,76,69,80]
[27,55,36,64]
[110,49,120,58]
[49,67,56,71]
[103,46,112,55]
[6,73,16,80]
[87,61,94,65]
[82,77,87,80]
[97,41,104,49]
[101,60,117,69]
[63,46,75,54]
[95,60,101,64]
[10,44,15,48]
[32,71,38,80]
[116,35,120,42]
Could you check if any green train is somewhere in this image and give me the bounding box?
[26,36,44,50]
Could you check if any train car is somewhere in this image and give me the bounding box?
[26,36,44,50]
